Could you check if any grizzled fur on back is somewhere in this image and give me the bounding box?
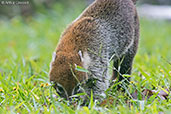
[49,0,139,101]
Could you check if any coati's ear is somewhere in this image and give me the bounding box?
[78,50,84,62]
[50,52,57,70]
[52,52,57,62]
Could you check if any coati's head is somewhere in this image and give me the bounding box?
[49,51,86,99]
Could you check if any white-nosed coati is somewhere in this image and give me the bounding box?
[49,0,139,101]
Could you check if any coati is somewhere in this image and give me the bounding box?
[49,0,139,101]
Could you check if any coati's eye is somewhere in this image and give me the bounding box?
[56,85,63,94]
[54,83,69,99]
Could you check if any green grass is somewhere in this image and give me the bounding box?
[0,2,171,113]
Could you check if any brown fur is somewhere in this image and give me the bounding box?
[49,0,139,100]
[49,17,97,96]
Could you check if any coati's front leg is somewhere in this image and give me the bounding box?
[112,40,138,88]
[112,54,133,83]
[83,52,110,102]
[111,54,134,90]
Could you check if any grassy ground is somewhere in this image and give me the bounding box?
[0,2,171,114]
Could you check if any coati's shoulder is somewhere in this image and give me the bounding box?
[71,17,97,35]
[56,17,98,52]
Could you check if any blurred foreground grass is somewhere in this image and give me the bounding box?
[0,2,171,113]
